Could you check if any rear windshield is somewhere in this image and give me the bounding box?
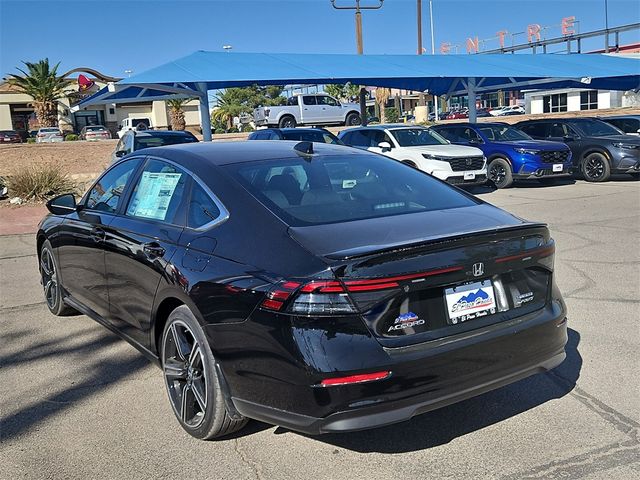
[224,153,477,226]
[40,128,60,133]
[281,130,343,145]
[135,135,197,149]
[86,126,106,131]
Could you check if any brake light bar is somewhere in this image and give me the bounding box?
[320,371,392,387]
[495,245,555,263]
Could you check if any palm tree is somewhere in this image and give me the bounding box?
[167,98,191,131]
[7,59,72,127]
[375,87,391,123]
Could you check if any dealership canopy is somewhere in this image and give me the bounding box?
[74,50,640,140]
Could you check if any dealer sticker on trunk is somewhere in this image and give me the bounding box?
[445,280,497,324]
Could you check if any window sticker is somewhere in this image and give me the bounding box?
[127,171,182,220]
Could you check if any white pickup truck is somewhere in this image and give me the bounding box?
[253,93,362,128]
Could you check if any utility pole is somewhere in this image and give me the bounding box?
[417,0,423,55]
[331,0,384,125]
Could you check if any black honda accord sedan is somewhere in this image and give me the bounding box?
[37,141,568,439]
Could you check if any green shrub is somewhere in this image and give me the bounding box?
[227,127,239,133]
[27,138,36,144]
[7,164,76,201]
[214,128,226,134]
[64,134,78,141]
[241,124,255,133]
[385,107,400,123]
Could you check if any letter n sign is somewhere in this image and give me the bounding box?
[466,37,480,54]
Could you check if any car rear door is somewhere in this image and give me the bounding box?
[103,157,190,347]
[55,158,143,318]
[316,95,342,123]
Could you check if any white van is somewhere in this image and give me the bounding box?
[117,117,153,138]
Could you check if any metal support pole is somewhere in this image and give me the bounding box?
[433,94,439,123]
[197,82,212,141]
[467,78,477,123]
[417,0,423,55]
[429,0,435,54]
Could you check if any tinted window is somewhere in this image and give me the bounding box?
[478,125,531,141]
[433,127,457,142]
[571,120,623,137]
[317,96,339,106]
[302,96,317,106]
[343,129,373,148]
[225,153,477,227]
[281,130,342,144]
[126,159,188,224]
[134,134,198,149]
[390,128,447,147]
[287,97,298,106]
[85,159,140,213]
[606,118,639,133]
[519,123,548,138]
[188,182,222,229]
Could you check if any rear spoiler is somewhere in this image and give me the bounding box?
[324,223,548,261]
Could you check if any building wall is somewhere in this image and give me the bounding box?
[525,88,619,114]
[0,104,12,129]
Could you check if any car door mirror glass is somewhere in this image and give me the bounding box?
[378,141,392,152]
[115,150,127,158]
[47,193,77,215]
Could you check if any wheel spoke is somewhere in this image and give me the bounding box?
[188,343,201,368]
[41,257,52,276]
[180,384,192,423]
[191,379,206,412]
[164,359,187,379]
[170,323,189,361]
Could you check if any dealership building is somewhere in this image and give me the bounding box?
[0,70,201,136]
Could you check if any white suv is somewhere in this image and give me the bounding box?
[339,125,487,185]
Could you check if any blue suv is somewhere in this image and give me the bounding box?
[432,123,572,188]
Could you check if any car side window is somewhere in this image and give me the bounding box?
[318,96,339,107]
[125,159,189,225]
[549,123,567,138]
[85,159,140,213]
[435,128,456,142]
[188,182,223,229]
[345,130,371,148]
[520,123,548,138]
[302,96,317,106]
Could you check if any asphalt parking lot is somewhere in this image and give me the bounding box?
[1,177,638,480]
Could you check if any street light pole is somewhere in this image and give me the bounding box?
[331,0,384,125]
[604,0,610,52]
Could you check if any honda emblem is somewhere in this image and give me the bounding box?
[472,262,484,277]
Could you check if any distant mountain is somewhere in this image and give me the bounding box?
[455,288,489,305]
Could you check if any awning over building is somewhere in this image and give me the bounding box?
[74,51,640,140]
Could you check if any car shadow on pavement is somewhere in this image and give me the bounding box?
[0,328,150,442]
[294,328,582,454]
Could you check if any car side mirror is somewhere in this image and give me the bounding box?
[378,141,392,152]
[115,150,127,158]
[46,193,77,216]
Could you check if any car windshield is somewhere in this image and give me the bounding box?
[86,126,106,131]
[478,125,532,141]
[281,130,343,145]
[41,128,60,133]
[135,135,197,149]
[572,120,623,137]
[390,128,448,147]
[224,153,477,227]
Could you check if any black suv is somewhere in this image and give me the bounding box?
[516,118,640,182]
[248,127,343,144]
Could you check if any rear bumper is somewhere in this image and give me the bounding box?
[227,301,568,435]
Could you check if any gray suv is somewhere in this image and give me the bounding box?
[516,118,640,182]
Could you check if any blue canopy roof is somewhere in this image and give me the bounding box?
[76,50,640,108]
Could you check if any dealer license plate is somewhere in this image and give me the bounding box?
[444,280,497,324]
[552,164,563,172]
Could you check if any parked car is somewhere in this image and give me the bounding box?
[117,117,153,138]
[432,123,572,188]
[253,93,361,128]
[339,125,487,186]
[36,127,63,143]
[599,115,640,136]
[516,118,640,181]
[112,130,198,162]
[446,110,468,120]
[0,130,22,143]
[490,105,525,116]
[38,140,567,439]
[80,125,112,141]
[398,114,416,123]
[248,127,343,144]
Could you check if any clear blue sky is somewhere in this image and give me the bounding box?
[1,0,639,79]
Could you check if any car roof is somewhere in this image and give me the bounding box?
[601,115,640,120]
[341,124,424,132]
[261,127,333,133]
[132,130,195,137]
[433,122,508,128]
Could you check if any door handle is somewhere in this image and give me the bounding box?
[90,227,105,243]
[143,242,165,258]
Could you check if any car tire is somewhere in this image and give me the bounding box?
[161,305,248,440]
[582,152,611,182]
[40,240,76,316]
[345,112,362,126]
[488,158,513,189]
[278,116,297,129]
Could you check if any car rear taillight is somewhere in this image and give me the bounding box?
[320,370,392,387]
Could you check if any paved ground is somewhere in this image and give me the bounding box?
[1,177,638,480]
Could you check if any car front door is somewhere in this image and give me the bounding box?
[300,95,321,124]
[316,95,342,123]
[103,157,189,347]
[55,158,142,318]
[546,122,583,167]
[366,130,395,155]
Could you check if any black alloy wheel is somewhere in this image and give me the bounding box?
[582,153,611,182]
[40,240,75,316]
[278,116,297,129]
[488,158,513,189]
[161,306,247,439]
[346,112,362,126]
